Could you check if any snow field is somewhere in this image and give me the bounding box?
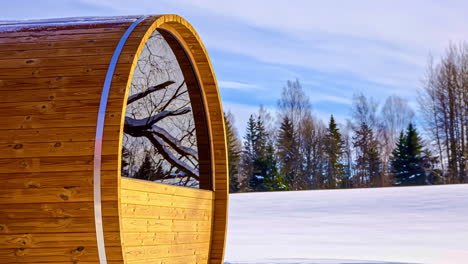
[225,184,468,264]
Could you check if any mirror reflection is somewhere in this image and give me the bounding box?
[122,31,200,188]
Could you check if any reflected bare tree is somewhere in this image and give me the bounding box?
[122,31,199,188]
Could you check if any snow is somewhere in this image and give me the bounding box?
[225,184,468,264]
[0,16,141,32]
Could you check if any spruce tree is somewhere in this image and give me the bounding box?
[391,123,426,185]
[224,112,241,193]
[241,115,257,191]
[405,123,425,184]
[324,115,344,188]
[391,131,407,184]
[250,116,268,191]
[134,152,156,181]
[277,116,298,190]
[241,114,280,192]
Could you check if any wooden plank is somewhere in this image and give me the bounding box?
[121,218,211,233]
[0,201,117,219]
[0,170,117,189]
[0,72,130,90]
[0,97,126,116]
[122,231,212,247]
[0,126,120,144]
[0,216,118,234]
[0,245,123,262]
[0,65,108,78]
[0,24,131,39]
[0,187,118,204]
[121,177,213,200]
[126,255,198,264]
[0,87,126,104]
[0,31,127,44]
[1,171,92,189]
[0,46,118,60]
[0,140,120,158]
[0,36,142,52]
[172,220,211,232]
[0,111,120,130]
[123,243,209,261]
[121,189,213,210]
[0,54,134,69]
[122,232,175,247]
[0,232,120,248]
[0,154,118,173]
[170,194,214,209]
[121,204,210,221]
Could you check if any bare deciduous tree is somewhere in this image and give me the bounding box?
[122,31,200,188]
[419,42,467,183]
[380,95,415,185]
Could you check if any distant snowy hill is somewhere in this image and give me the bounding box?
[225,184,468,264]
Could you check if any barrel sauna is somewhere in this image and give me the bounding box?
[0,15,228,264]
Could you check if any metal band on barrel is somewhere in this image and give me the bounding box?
[93,15,147,264]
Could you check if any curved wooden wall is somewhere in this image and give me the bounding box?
[0,15,228,264]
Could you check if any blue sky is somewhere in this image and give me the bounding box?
[3,0,467,134]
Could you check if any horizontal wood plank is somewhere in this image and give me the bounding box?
[0,126,120,144]
[0,232,120,248]
[0,201,117,219]
[121,178,213,199]
[0,216,119,234]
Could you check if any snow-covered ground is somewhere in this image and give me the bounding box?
[225,184,468,264]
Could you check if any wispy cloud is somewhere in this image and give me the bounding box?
[218,81,260,91]
[309,93,352,105]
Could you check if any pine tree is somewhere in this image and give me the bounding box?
[241,114,280,192]
[391,131,407,184]
[277,116,299,190]
[405,123,425,185]
[240,115,257,191]
[265,143,288,191]
[224,112,242,193]
[391,123,426,185]
[134,152,156,181]
[324,115,344,188]
[250,116,268,191]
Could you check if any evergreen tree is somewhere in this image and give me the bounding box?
[391,123,426,185]
[250,116,268,191]
[405,123,425,184]
[224,112,242,193]
[241,115,257,191]
[240,114,280,192]
[277,116,299,190]
[324,115,345,188]
[134,152,156,181]
[265,142,288,191]
[391,131,407,184]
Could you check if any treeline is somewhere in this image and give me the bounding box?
[226,42,467,193]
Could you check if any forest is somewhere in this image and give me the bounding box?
[226,43,467,193]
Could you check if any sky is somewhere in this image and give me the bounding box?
[2,0,467,135]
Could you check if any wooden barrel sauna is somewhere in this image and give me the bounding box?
[0,15,228,264]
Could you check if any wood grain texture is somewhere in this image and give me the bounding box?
[0,17,129,264]
[120,178,214,263]
[0,14,228,264]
